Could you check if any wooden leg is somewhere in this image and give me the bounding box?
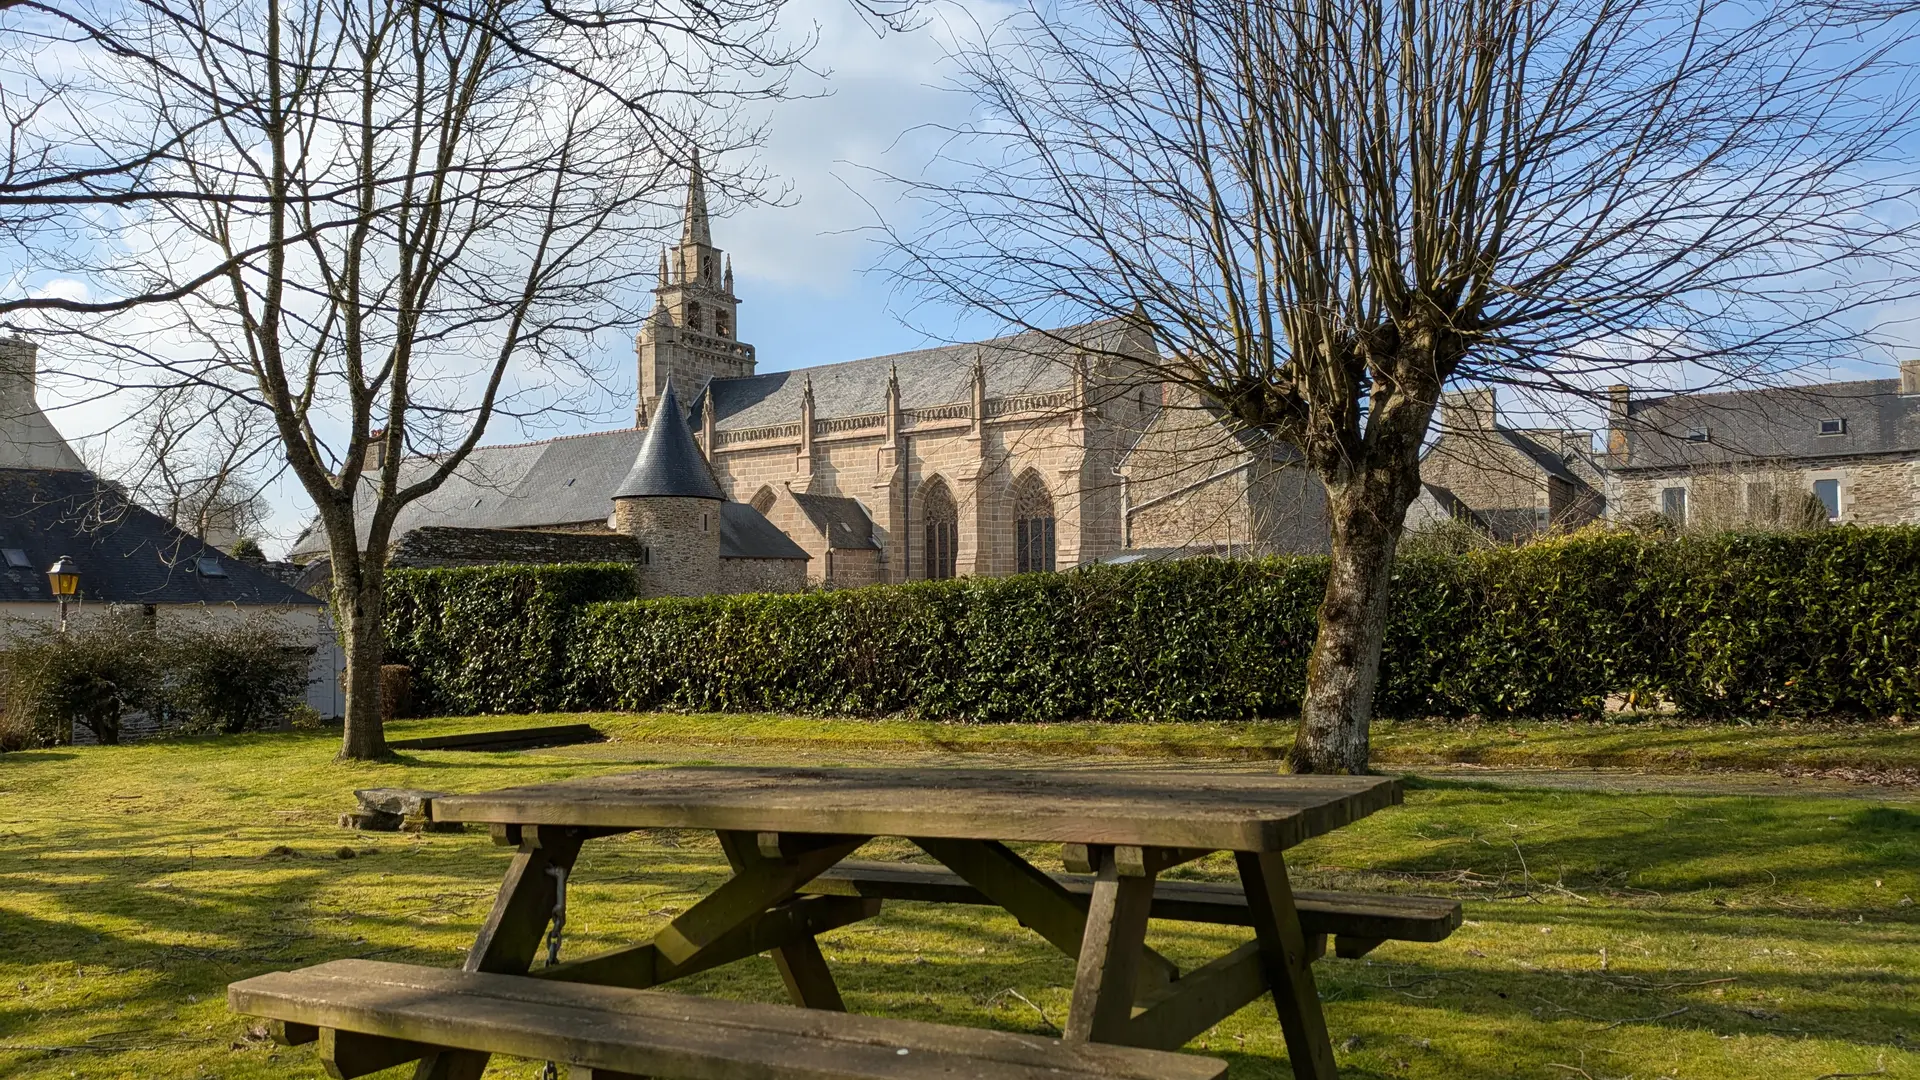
[1236,850,1338,1080]
[914,837,1177,995]
[412,826,586,1080]
[1062,847,1157,1043]
[715,831,853,1010]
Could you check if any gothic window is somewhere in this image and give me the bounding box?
[686,301,703,332]
[922,477,958,580]
[1012,470,1056,574]
[715,309,732,340]
[750,486,776,515]
[703,256,714,280]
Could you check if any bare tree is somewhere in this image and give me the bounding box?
[886,0,1920,771]
[109,383,273,550]
[35,0,845,760]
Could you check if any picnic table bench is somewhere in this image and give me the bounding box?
[230,765,1457,1080]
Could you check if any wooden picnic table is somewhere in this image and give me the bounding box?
[419,765,1405,1080]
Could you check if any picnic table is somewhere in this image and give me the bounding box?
[231,765,1457,1080]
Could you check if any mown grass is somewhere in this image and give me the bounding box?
[469,709,1920,777]
[1,719,1917,1079]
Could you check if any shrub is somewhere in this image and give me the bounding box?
[384,527,1920,724]
[0,614,162,746]
[159,614,311,734]
[382,563,639,715]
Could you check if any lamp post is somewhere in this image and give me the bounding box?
[46,556,80,634]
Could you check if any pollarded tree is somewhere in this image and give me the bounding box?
[887,0,1920,771]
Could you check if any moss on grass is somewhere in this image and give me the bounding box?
[1,722,1916,1078]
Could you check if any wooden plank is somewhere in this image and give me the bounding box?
[769,936,846,1011]
[805,861,1463,942]
[535,895,879,989]
[1236,851,1337,1080]
[713,830,856,1010]
[322,1028,434,1079]
[1335,936,1385,959]
[389,723,602,752]
[1063,844,1208,878]
[911,840,1177,991]
[654,835,866,965]
[1125,941,1268,1051]
[1063,852,1157,1043]
[229,959,1229,1080]
[431,767,1402,853]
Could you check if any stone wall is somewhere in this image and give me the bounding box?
[611,496,722,597]
[718,556,807,595]
[1120,395,1328,554]
[1609,457,1920,526]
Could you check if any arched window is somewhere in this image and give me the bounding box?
[921,477,958,580]
[714,309,732,340]
[1012,470,1056,573]
[750,486,776,515]
[703,255,714,280]
[686,301,704,332]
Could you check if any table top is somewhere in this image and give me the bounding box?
[431,766,1401,852]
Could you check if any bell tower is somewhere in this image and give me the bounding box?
[637,152,755,425]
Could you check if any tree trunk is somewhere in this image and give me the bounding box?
[1291,406,1433,773]
[334,557,390,761]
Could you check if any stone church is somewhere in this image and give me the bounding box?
[291,162,1330,592]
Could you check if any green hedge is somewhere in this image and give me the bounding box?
[382,563,637,715]
[383,528,1920,721]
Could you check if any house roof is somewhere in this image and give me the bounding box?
[1618,378,1920,470]
[789,491,878,550]
[0,468,319,607]
[614,381,724,500]
[388,526,648,567]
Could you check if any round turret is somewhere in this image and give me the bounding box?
[611,380,723,596]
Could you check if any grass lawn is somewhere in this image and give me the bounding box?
[0,716,1915,1079]
[541,710,1920,779]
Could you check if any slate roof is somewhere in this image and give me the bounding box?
[1617,379,1920,470]
[288,427,642,559]
[0,468,319,606]
[718,502,809,560]
[703,320,1135,431]
[615,381,724,500]
[790,491,878,550]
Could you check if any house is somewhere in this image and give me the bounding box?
[1,336,342,727]
[1418,389,1607,540]
[1604,364,1920,527]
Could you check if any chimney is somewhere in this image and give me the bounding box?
[363,428,386,473]
[1606,385,1631,460]
[1901,359,1920,396]
[1441,388,1498,432]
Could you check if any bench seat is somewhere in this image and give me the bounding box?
[803,860,1461,958]
[229,958,1227,1080]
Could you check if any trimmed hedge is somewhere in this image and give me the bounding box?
[382,563,637,715]
[382,528,1920,721]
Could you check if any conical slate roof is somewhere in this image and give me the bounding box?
[614,381,723,500]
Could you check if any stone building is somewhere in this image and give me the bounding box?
[1605,364,1920,527]
[1417,389,1606,540]
[298,159,1311,590]
[1115,387,1328,557]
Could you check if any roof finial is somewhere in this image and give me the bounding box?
[682,149,710,247]
[657,247,669,288]
[723,254,734,291]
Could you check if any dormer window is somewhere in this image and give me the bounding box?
[1819,417,1847,436]
[1684,426,1710,442]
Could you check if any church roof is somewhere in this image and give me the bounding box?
[790,491,878,550]
[706,320,1135,431]
[718,501,809,560]
[613,381,724,500]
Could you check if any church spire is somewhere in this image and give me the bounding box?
[682,149,711,247]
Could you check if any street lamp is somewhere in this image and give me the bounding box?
[46,556,80,633]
